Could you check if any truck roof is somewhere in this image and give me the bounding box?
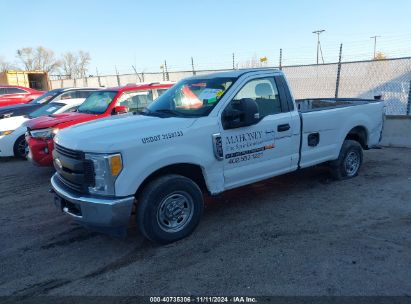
[188,68,282,80]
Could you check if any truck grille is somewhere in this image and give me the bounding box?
[55,144,83,160]
[57,174,85,193]
[54,144,95,193]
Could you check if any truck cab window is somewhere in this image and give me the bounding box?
[233,78,281,119]
[118,91,153,113]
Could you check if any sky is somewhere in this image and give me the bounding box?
[1,0,411,75]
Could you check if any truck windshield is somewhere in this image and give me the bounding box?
[77,91,117,114]
[28,102,66,118]
[145,77,237,117]
[30,89,63,105]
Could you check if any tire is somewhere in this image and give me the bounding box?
[13,135,28,159]
[136,174,204,244]
[330,140,363,180]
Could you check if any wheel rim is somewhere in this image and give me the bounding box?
[17,139,28,158]
[344,151,360,176]
[157,191,194,233]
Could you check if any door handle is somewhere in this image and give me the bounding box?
[277,123,290,132]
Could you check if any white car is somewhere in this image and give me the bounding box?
[0,98,86,158]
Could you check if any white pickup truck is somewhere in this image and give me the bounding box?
[51,69,384,243]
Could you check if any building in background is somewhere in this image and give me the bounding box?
[0,70,50,91]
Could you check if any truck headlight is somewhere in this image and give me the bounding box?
[0,130,14,136]
[85,153,123,196]
[30,128,59,139]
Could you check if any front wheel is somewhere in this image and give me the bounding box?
[13,135,28,159]
[330,140,363,180]
[136,174,204,244]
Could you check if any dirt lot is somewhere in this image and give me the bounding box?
[0,147,410,297]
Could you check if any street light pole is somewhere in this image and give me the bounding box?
[312,30,325,65]
[370,35,380,59]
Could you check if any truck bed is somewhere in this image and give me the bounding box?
[296,98,384,169]
[295,98,381,113]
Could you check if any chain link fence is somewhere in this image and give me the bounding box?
[50,57,411,115]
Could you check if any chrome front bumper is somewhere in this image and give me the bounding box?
[50,173,135,228]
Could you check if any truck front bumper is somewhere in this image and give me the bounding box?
[51,173,135,228]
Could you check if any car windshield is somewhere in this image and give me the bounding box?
[77,91,117,114]
[30,89,63,105]
[145,77,237,117]
[28,102,66,118]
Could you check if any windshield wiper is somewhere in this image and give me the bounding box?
[153,109,183,117]
[141,108,180,118]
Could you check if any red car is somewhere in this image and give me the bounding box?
[26,83,173,166]
[0,85,44,107]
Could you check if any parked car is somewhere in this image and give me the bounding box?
[0,98,86,158]
[26,83,173,166]
[0,85,44,107]
[50,69,385,244]
[0,87,99,120]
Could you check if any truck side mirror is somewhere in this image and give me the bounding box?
[112,105,129,115]
[223,98,260,129]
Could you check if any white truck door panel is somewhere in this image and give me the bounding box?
[218,76,295,189]
[222,112,294,188]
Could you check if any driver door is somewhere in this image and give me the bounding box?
[220,77,294,189]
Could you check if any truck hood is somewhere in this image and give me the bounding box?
[54,114,197,152]
[0,115,29,132]
[25,112,96,130]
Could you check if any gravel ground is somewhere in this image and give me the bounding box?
[0,147,410,297]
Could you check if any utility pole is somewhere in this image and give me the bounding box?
[335,44,343,98]
[370,35,380,59]
[312,30,325,65]
[132,65,142,82]
[232,53,235,70]
[160,64,165,81]
[279,48,283,70]
[191,57,196,75]
[164,60,169,81]
[96,67,101,87]
[115,65,120,86]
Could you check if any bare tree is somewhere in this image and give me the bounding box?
[16,46,61,73]
[0,56,17,72]
[61,50,91,78]
[78,51,91,78]
[374,52,387,60]
[34,47,61,73]
[16,47,35,70]
[61,52,79,78]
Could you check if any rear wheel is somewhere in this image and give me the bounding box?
[137,174,204,244]
[13,135,28,159]
[330,140,363,180]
